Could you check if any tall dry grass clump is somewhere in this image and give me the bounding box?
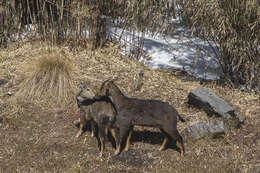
[16,50,76,110]
[178,0,260,91]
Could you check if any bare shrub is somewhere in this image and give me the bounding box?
[15,49,76,110]
[0,0,23,47]
[0,0,177,53]
[178,0,260,91]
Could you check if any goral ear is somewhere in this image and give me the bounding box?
[100,78,113,90]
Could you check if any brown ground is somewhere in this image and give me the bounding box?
[0,40,260,173]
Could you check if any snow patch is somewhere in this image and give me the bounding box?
[110,17,223,80]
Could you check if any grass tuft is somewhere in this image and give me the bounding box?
[15,49,76,111]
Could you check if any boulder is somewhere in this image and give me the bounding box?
[185,119,225,140]
[188,86,235,119]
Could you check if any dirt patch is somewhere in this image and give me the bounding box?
[110,149,154,168]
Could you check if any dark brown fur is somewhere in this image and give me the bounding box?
[75,82,118,156]
[96,79,185,156]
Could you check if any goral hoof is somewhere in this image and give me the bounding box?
[75,132,82,138]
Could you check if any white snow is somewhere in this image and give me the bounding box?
[110,17,223,80]
[8,24,38,42]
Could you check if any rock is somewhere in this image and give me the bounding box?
[188,86,235,119]
[185,119,225,140]
[187,86,245,128]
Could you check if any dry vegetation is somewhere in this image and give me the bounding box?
[14,49,77,110]
[0,40,260,173]
[178,0,260,90]
[0,2,259,172]
[0,0,175,52]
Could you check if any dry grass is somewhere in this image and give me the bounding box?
[178,0,260,90]
[13,48,77,111]
[0,39,260,173]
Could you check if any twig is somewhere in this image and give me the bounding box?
[134,70,144,92]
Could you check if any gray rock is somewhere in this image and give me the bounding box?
[185,119,225,140]
[188,86,235,119]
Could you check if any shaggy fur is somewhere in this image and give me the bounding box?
[75,82,118,155]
